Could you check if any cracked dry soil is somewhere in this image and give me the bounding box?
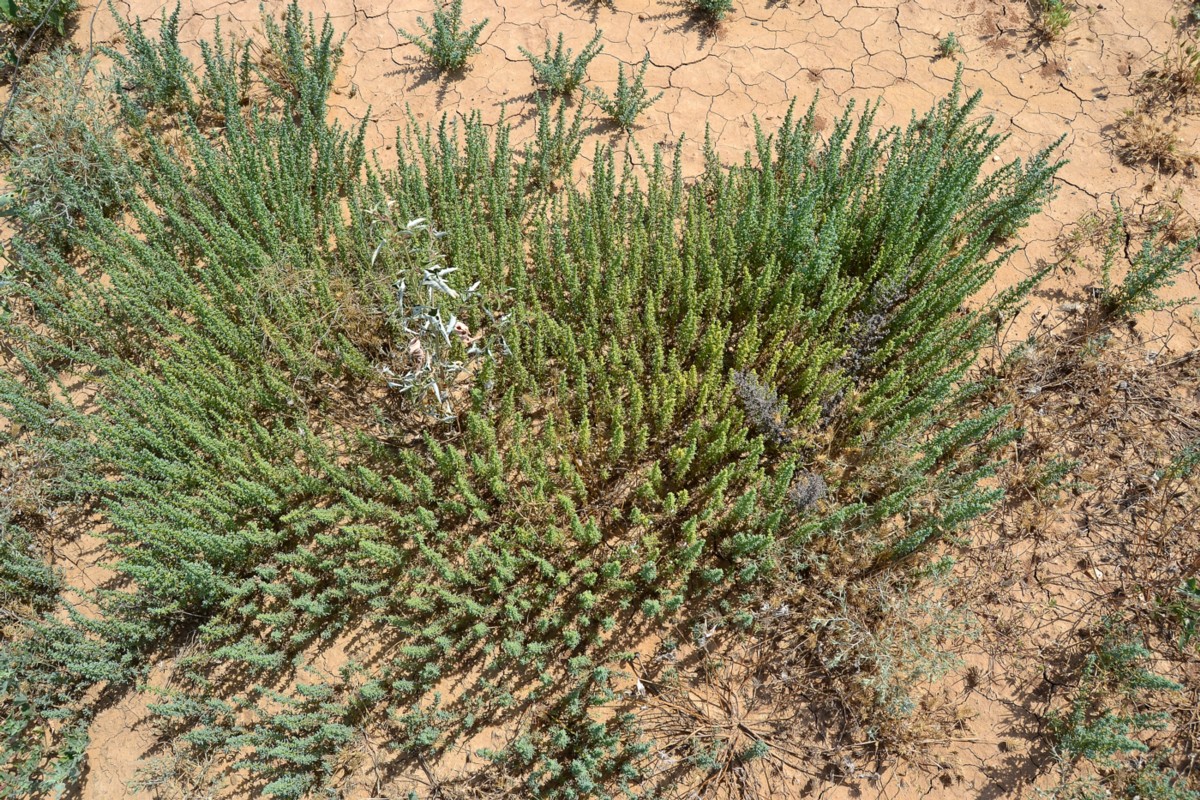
[59,0,1200,797]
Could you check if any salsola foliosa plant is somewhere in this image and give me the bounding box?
[587,54,663,131]
[1047,621,1194,800]
[106,1,197,118]
[1049,622,1181,765]
[397,0,488,74]
[1096,201,1199,318]
[0,7,1063,793]
[690,0,735,22]
[0,0,76,36]
[937,31,964,59]
[525,91,587,192]
[520,30,604,98]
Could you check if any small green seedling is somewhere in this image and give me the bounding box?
[937,32,964,59]
[1034,0,1072,41]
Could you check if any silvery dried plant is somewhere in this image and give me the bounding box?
[375,215,508,420]
[789,472,828,511]
[732,370,792,444]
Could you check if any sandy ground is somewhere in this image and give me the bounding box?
[39,0,1200,796]
[77,0,1200,340]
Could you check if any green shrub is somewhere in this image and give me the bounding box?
[1048,622,1192,799]
[691,0,735,21]
[937,31,964,59]
[398,0,488,74]
[587,55,663,131]
[0,0,76,36]
[106,1,197,117]
[1034,0,1073,40]
[1098,203,1199,318]
[2,45,125,233]
[526,92,586,191]
[0,7,1064,795]
[520,30,603,97]
[0,588,138,798]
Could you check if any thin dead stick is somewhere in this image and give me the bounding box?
[818,736,997,754]
[358,728,384,796]
[1152,347,1200,370]
[416,753,447,799]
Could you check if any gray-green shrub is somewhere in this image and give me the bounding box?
[2,45,125,233]
[520,31,603,97]
[1048,622,1195,800]
[0,0,76,35]
[587,55,663,131]
[397,0,487,74]
[0,9,1065,796]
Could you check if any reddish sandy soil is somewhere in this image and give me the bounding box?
[22,0,1200,796]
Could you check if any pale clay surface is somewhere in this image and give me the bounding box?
[65,0,1200,796]
[77,0,1200,334]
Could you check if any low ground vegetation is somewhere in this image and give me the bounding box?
[587,54,663,130]
[398,0,488,74]
[1120,25,1200,172]
[521,31,604,98]
[0,4,1197,800]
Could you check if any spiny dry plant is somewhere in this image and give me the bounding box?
[627,648,798,798]
[1140,189,1199,245]
[0,6,1093,798]
[1137,39,1200,111]
[1124,33,1200,176]
[0,44,124,232]
[1115,109,1198,173]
